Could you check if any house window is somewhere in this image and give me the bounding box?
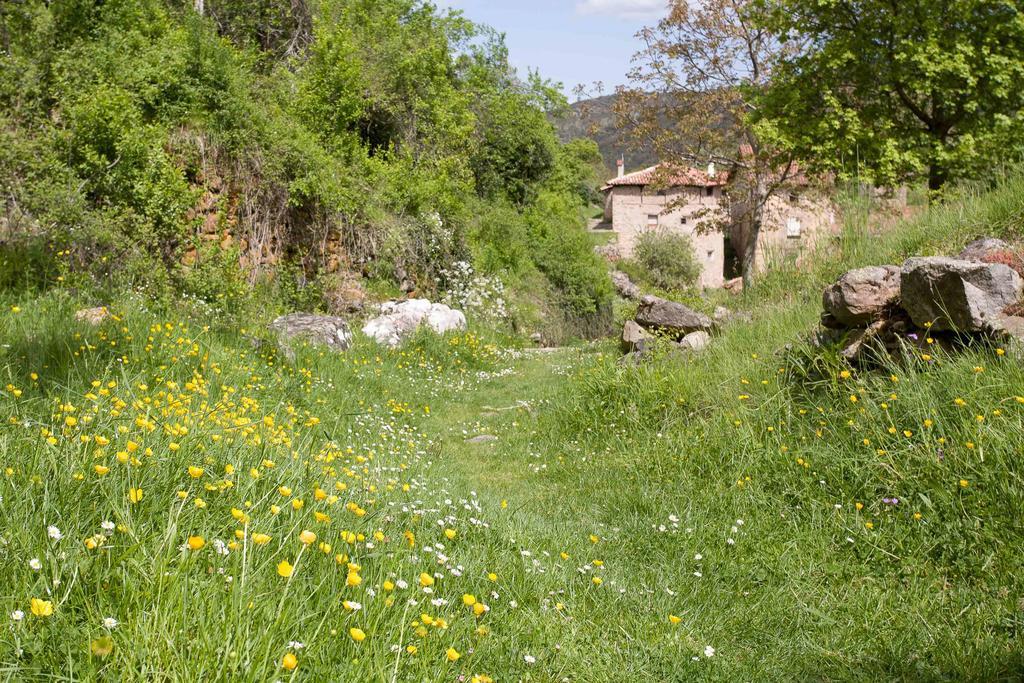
[647,214,659,229]
[680,216,688,225]
[786,217,802,238]
[705,186,714,197]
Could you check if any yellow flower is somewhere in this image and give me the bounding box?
[669,614,682,624]
[959,479,969,488]
[346,571,362,587]
[298,529,316,545]
[252,533,272,545]
[277,560,295,578]
[444,528,457,540]
[406,645,418,655]
[278,486,292,497]
[462,594,476,606]
[591,576,603,586]
[94,464,110,476]
[419,572,435,587]
[187,535,205,551]
[188,466,204,479]
[128,488,143,504]
[589,534,599,544]
[30,598,53,617]
[446,647,461,662]
[349,627,366,642]
[281,652,298,671]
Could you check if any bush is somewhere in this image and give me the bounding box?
[630,230,701,291]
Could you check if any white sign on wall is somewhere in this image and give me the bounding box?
[786,217,802,238]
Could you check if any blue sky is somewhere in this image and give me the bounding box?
[435,1,668,100]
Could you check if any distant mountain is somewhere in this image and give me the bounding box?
[554,94,659,179]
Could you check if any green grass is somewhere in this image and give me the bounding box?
[1,175,1024,681]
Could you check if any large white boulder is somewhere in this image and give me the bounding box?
[362,299,467,347]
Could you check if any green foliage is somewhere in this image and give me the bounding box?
[0,0,608,338]
[627,230,702,291]
[525,191,612,322]
[756,0,1024,191]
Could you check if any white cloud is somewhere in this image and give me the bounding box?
[575,0,667,20]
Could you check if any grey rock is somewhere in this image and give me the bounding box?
[958,237,1010,262]
[679,330,711,352]
[822,265,901,327]
[635,295,714,339]
[991,315,1024,339]
[610,270,641,300]
[900,257,1024,331]
[621,319,653,354]
[713,306,753,325]
[270,313,352,352]
[839,320,886,363]
[465,434,498,444]
[820,311,846,330]
[74,306,111,326]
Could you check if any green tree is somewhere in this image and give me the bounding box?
[757,0,1024,192]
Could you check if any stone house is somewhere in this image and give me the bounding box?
[599,158,835,288]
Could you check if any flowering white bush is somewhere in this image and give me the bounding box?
[439,261,509,323]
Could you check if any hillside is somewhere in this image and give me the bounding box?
[2,172,1023,679]
[556,94,659,175]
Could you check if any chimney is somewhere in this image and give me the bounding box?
[617,157,625,178]
[707,161,716,178]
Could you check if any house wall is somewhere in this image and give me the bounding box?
[730,189,836,274]
[607,185,726,289]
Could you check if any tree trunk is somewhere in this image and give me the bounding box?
[927,163,947,193]
[740,179,767,290]
[741,217,759,290]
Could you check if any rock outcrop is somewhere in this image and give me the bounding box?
[816,238,1024,363]
[619,296,722,360]
[621,320,653,354]
[958,237,1010,262]
[270,313,352,352]
[822,265,901,326]
[678,330,711,352]
[362,299,467,348]
[900,257,1023,331]
[635,295,715,339]
[610,270,641,300]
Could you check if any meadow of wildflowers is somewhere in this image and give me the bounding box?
[2,178,1024,680]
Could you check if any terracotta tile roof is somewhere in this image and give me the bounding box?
[602,163,729,190]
